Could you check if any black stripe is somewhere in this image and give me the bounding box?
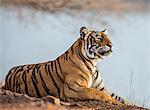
[65,96,77,101]
[31,76,41,97]
[10,72,17,90]
[16,73,21,93]
[94,70,99,80]
[7,71,14,89]
[51,61,54,71]
[47,63,60,97]
[16,77,21,93]
[7,67,15,76]
[27,65,34,69]
[39,70,50,95]
[31,68,38,83]
[69,57,85,73]
[111,93,114,97]
[44,63,49,75]
[5,71,12,89]
[54,60,64,83]
[15,67,23,73]
[13,67,19,73]
[88,37,93,50]
[12,72,18,91]
[79,74,88,84]
[100,87,105,91]
[86,51,95,59]
[63,55,66,61]
[84,47,95,60]
[79,42,94,66]
[69,57,89,82]
[70,46,74,54]
[65,51,69,60]
[35,64,41,72]
[115,95,118,100]
[27,65,31,69]
[95,79,102,88]
[65,82,81,92]
[22,71,29,95]
[118,97,121,101]
[75,82,86,87]
[69,57,90,85]
[92,72,98,84]
[78,51,93,72]
[15,79,19,92]
[83,53,94,67]
[90,37,92,47]
[86,37,90,50]
[89,44,97,51]
[79,41,82,47]
[84,38,95,60]
[5,74,10,89]
[57,58,65,80]
[86,43,89,52]
[57,58,63,73]
[84,38,89,50]
[45,62,52,76]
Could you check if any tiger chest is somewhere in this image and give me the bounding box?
[87,75,93,88]
[87,66,96,88]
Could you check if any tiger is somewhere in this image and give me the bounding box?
[2,27,128,105]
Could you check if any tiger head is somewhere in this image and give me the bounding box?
[80,27,113,61]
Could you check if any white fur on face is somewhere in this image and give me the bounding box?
[82,42,112,61]
[84,43,95,59]
[98,46,111,54]
[91,45,111,57]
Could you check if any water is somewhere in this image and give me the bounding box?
[0,9,150,107]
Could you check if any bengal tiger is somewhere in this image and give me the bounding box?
[2,27,128,105]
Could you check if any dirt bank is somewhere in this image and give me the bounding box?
[0,87,148,110]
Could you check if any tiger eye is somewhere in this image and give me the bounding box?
[95,34,99,37]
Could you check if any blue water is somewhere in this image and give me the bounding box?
[0,9,150,107]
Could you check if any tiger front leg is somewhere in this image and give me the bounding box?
[91,70,129,105]
[106,90,129,105]
[63,75,120,105]
[99,88,129,105]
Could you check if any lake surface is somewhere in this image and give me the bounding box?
[0,9,150,107]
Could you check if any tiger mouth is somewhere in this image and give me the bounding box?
[98,49,112,56]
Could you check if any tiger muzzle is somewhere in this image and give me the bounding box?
[98,46,112,56]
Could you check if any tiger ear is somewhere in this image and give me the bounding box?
[102,29,107,34]
[80,27,88,39]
